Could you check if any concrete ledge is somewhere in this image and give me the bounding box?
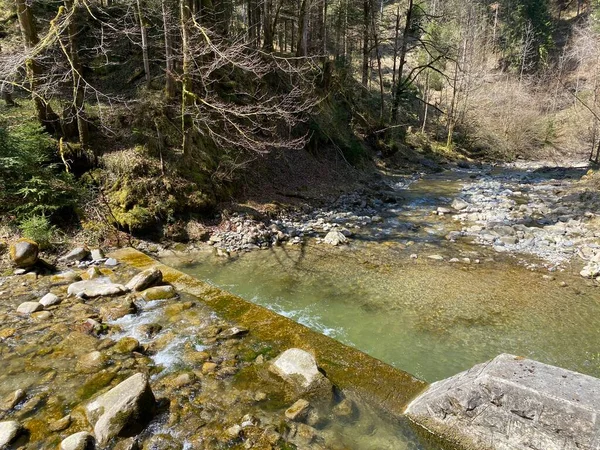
[111,247,427,415]
[405,353,600,450]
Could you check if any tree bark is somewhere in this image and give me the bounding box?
[361,0,369,86]
[180,0,193,158]
[391,0,413,122]
[162,0,176,98]
[15,0,58,132]
[137,0,151,86]
[296,0,309,56]
[65,0,90,149]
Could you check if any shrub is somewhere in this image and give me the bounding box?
[19,215,57,250]
[0,122,78,220]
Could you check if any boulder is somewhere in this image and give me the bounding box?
[9,239,38,268]
[59,247,90,262]
[0,421,21,449]
[406,354,600,450]
[68,279,128,298]
[59,432,95,450]
[126,268,163,292]
[269,349,333,401]
[323,231,348,246]
[140,285,176,301]
[39,293,61,307]
[85,373,156,445]
[16,302,43,315]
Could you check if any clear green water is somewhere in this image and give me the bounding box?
[164,243,600,383]
[163,171,600,384]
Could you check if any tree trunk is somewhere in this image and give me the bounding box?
[296,0,309,56]
[65,0,90,149]
[15,0,58,132]
[369,0,383,118]
[136,0,151,86]
[361,0,369,86]
[162,0,176,98]
[391,0,413,122]
[180,0,193,158]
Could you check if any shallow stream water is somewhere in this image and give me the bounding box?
[163,166,600,384]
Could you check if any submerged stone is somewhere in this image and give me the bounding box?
[85,373,156,445]
[406,353,600,450]
[140,285,176,301]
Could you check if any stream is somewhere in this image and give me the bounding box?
[162,163,600,383]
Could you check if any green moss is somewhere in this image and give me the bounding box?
[78,371,116,400]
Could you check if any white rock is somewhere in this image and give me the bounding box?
[269,349,332,400]
[16,302,43,314]
[125,268,163,292]
[59,431,95,450]
[90,249,104,261]
[85,373,156,445]
[59,247,90,262]
[39,293,61,307]
[105,258,119,267]
[68,279,128,298]
[0,421,21,448]
[323,231,349,246]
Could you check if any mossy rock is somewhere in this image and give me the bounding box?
[9,238,39,268]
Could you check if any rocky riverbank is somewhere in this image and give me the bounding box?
[147,164,600,283]
[0,242,424,449]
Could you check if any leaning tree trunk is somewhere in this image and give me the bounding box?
[15,0,58,132]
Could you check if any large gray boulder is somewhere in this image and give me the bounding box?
[59,431,95,450]
[9,239,38,268]
[405,353,600,450]
[0,421,21,449]
[269,349,332,401]
[68,279,128,298]
[125,268,162,292]
[85,373,156,445]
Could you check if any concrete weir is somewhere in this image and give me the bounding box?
[111,248,427,413]
[114,249,600,449]
[406,353,600,450]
